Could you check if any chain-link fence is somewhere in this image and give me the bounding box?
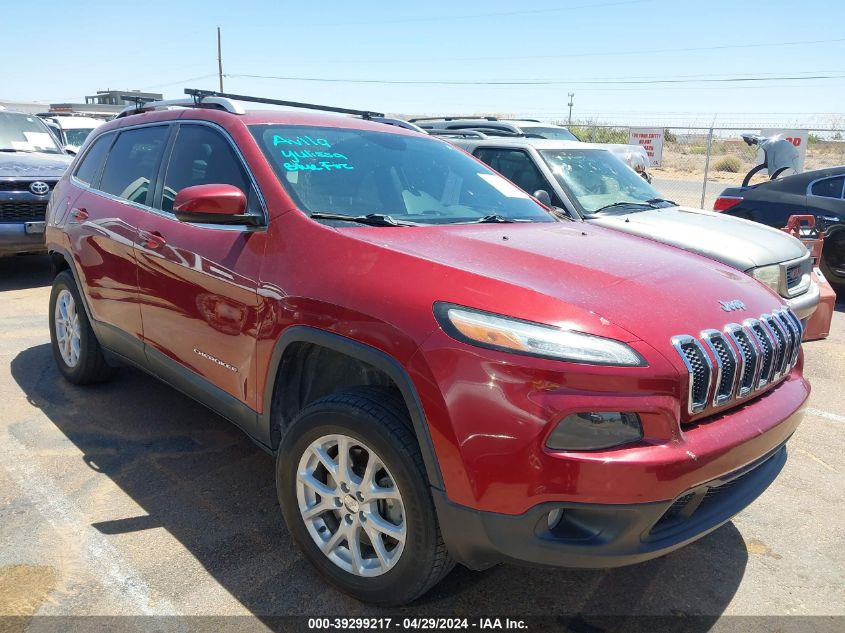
[568,125,845,209]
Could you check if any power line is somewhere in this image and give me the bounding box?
[227,36,845,66]
[227,72,845,86]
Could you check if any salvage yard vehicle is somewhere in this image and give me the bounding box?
[45,89,809,606]
[410,115,580,141]
[716,165,845,289]
[38,113,105,154]
[445,134,820,322]
[0,109,72,256]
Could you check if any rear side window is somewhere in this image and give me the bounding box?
[160,124,251,212]
[73,133,113,186]
[99,126,169,205]
[810,176,844,199]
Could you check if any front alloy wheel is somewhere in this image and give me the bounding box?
[54,288,81,368]
[297,434,406,577]
[277,387,454,605]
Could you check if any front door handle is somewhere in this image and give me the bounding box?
[139,230,167,250]
[70,207,89,222]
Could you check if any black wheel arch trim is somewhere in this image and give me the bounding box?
[261,326,445,491]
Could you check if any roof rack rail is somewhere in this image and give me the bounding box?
[116,95,246,118]
[426,129,489,139]
[408,115,499,123]
[184,88,384,119]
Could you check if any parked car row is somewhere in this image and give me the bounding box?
[41,89,814,605]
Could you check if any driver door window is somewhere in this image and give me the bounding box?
[159,124,254,212]
[473,148,555,202]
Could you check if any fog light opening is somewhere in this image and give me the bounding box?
[547,508,564,530]
[546,412,643,451]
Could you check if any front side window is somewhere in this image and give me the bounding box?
[540,149,668,215]
[73,133,113,186]
[810,176,844,199]
[250,125,554,225]
[161,124,252,212]
[0,112,63,154]
[98,126,169,205]
[473,148,551,199]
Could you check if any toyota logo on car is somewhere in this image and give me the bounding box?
[29,181,50,196]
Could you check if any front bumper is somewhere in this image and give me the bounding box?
[435,441,788,570]
[784,279,820,323]
[0,222,46,256]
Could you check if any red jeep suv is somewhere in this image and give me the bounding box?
[45,90,810,606]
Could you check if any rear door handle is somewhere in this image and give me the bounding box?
[139,230,167,250]
[70,207,89,222]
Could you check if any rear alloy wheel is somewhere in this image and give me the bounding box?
[49,270,117,384]
[277,388,453,605]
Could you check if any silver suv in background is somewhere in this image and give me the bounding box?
[0,109,72,256]
[447,135,819,321]
[410,115,580,140]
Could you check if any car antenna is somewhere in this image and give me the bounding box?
[184,88,384,120]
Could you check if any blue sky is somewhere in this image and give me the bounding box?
[2,0,844,126]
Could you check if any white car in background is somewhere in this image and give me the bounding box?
[38,114,104,153]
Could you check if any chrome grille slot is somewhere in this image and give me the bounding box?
[760,314,786,380]
[746,319,775,388]
[672,336,712,414]
[784,310,804,362]
[765,314,789,377]
[702,330,736,407]
[777,309,801,366]
[725,324,758,398]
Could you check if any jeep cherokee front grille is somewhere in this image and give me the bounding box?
[672,308,802,416]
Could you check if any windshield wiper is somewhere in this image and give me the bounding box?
[646,197,678,206]
[0,148,35,153]
[464,214,535,224]
[309,212,419,227]
[591,201,660,214]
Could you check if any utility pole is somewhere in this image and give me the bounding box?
[567,92,575,126]
[217,26,224,92]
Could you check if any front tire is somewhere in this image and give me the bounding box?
[276,387,453,605]
[49,270,117,384]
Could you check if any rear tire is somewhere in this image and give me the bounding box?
[276,387,453,606]
[49,270,117,385]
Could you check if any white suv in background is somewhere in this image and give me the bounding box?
[38,114,104,154]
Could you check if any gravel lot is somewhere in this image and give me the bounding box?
[1,254,843,631]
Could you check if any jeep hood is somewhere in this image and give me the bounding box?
[0,152,72,178]
[342,221,785,346]
[587,206,807,271]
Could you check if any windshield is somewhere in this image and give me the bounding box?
[64,128,95,147]
[251,125,556,225]
[520,126,578,141]
[539,149,668,215]
[0,112,63,153]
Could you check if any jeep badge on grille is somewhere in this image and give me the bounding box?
[720,299,746,312]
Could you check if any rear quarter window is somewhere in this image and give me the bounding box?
[73,133,113,186]
[810,176,845,199]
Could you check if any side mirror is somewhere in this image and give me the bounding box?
[174,184,257,225]
[533,189,552,207]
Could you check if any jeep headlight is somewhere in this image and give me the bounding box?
[434,304,646,366]
[751,264,781,292]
